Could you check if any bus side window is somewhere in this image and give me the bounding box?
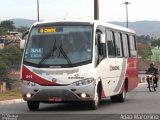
[122,34,129,57]
[106,30,116,57]
[129,35,137,57]
[115,32,123,57]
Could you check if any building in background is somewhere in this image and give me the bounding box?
[0,32,22,49]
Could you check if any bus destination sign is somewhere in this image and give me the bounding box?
[39,28,56,33]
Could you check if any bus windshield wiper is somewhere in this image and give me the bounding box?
[37,39,57,67]
[37,39,72,67]
[59,46,72,65]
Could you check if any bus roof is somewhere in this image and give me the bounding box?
[32,20,136,34]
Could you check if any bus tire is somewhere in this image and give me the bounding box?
[27,101,40,111]
[89,88,100,110]
[110,85,126,103]
[110,95,118,103]
[117,86,126,102]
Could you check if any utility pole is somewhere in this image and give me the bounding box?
[123,2,131,28]
[94,0,99,20]
[37,0,40,21]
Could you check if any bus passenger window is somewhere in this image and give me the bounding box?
[106,31,116,57]
[122,34,129,57]
[129,35,136,57]
[115,32,123,57]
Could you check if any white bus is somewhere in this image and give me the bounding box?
[20,20,138,110]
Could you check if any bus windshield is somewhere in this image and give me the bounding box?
[23,25,93,67]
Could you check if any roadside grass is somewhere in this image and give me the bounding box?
[0,87,22,101]
[0,71,22,101]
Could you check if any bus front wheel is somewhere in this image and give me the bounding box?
[27,101,40,111]
[88,88,100,110]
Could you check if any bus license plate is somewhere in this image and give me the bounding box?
[48,97,62,102]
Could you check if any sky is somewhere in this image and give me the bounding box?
[0,0,160,22]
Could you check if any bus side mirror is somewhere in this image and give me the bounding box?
[20,40,26,49]
[100,34,105,43]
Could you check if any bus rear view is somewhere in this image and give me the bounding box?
[20,20,138,110]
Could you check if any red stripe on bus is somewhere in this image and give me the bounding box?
[22,65,60,86]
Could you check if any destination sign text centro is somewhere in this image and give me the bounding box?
[39,28,56,33]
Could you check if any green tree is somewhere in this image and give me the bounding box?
[17,26,29,33]
[0,63,9,81]
[0,45,22,88]
[137,35,153,43]
[0,26,5,33]
[151,39,160,47]
[0,20,15,33]
[137,42,152,60]
[0,45,23,69]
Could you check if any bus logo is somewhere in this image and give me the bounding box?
[110,65,120,71]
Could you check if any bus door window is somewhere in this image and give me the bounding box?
[95,31,106,65]
[106,30,116,57]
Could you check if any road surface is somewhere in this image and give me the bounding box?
[0,83,160,120]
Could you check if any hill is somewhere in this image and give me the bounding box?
[2,19,160,37]
[10,18,37,27]
[109,21,160,37]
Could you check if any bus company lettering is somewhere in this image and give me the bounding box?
[68,74,84,79]
[110,65,120,71]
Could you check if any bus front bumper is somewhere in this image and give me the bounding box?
[20,80,96,102]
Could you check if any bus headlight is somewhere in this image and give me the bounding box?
[73,78,94,86]
[26,93,32,98]
[22,80,36,87]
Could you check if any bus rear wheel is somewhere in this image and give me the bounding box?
[27,101,40,111]
[110,85,126,103]
[118,87,126,102]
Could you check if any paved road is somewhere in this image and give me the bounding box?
[0,83,160,120]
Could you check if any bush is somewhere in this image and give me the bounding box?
[0,45,22,89]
